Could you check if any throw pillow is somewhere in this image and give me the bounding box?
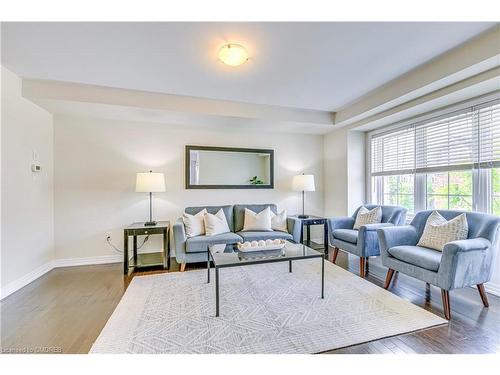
[204,209,231,236]
[417,211,468,251]
[270,210,288,232]
[182,209,207,237]
[242,207,272,231]
[353,206,382,230]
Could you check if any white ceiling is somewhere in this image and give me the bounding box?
[1,22,496,111]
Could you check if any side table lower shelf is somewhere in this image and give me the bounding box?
[128,252,165,269]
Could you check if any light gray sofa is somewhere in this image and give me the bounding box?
[378,210,500,320]
[173,204,302,270]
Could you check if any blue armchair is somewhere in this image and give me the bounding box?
[378,210,500,320]
[328,205,407,277]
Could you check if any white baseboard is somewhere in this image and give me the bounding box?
[485,282,500,297]
[53,254,122,268]
[0,261,54,300]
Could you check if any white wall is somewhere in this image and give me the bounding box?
[1,67,54,294]
[347,130,366,213]
[53,115,324,260]
[323,126,365,217]
[323,127,348,216]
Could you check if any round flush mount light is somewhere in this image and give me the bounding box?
[218,43,248,67]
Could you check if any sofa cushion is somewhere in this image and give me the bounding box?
[236,231,293,242]
[388,245,442,272]
[185,205,234,232]
[182,209,207,237]
[242,207,272,231]
[271,210,288,232]
[186,232,242,253]
[332,229,358,244]
[204,209,231,236]
[234,204,277,232]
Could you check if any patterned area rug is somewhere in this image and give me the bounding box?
[90,260,446,353]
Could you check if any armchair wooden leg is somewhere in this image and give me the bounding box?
[359,257,366,278]
[180,263,186,272]
[477,284,489,307]
[441,289,451,320]
[425,283,431,302]
[384,269,395,289]
[332,247,339,264]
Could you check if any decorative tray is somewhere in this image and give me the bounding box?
[236,239,286,252]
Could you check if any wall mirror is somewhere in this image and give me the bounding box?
[185,145,274,189]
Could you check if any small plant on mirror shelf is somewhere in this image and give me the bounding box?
[249,176,264,185]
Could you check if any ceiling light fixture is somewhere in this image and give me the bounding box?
[218,43,248,67]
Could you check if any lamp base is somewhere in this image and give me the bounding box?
[298,214,310,219]
[144,221,157,227]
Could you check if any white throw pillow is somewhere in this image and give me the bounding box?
[270,210,288,232]
[242,207,272,231]
[204,209,230,236]
[182,209,207,237]
[353,206,382,230]
[417,211,468,251]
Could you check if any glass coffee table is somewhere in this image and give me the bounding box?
[207,241,325,317]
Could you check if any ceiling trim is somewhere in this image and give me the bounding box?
[22,78,335,127]
[352,72,500,132]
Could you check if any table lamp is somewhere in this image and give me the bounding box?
[136,170,166,226]
[292,174,315,218]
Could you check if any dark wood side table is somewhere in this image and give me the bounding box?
[291,215,329,258]
[123,221,170,274]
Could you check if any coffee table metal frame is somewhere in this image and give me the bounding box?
[207,242,325,317]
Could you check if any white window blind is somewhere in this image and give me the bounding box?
[371,126,415,176]
[415,109,476,173]
[371,99,500,177]
[478,101,500,169]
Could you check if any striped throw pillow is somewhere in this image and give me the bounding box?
[417,211,468,251]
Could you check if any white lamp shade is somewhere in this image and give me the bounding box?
[292,174,315,192]
[136,172,166,193]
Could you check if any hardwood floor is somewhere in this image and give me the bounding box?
[1,251,499,354]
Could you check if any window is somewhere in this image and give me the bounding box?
[369,99,500,218]
[426,171,473,211]
[493,168,500,216]
[381,175,414,214]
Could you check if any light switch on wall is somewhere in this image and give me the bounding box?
[31,150,41,179]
